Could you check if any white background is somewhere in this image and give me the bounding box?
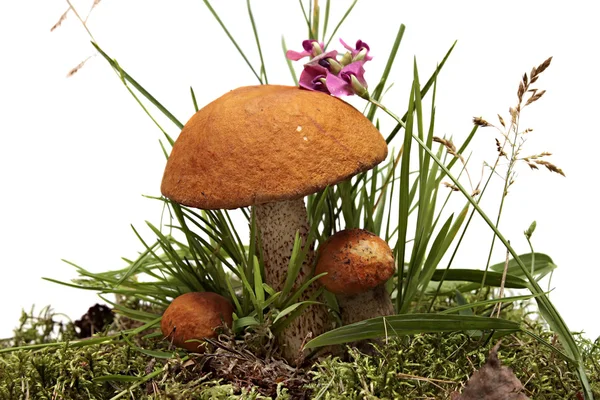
[1,1,598,340]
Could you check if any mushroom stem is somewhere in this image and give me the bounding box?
[254,198,331,363]
[336,284,394,326]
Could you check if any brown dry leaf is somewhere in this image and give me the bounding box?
[450,342,529,400]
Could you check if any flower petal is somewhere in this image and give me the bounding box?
[339,38,373,61]
[305,50,339,66]
[325,73,354,97]
[299,64,330,93]
[340,61,367,87]
[286,49,311,61]
[340,38,353,52]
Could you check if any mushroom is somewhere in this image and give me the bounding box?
[161,85,387,362]
[315,229,395,325]
[161,292,234,352]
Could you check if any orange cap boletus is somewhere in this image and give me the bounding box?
[161,292,234,352]
[160,85,388,362]
[316,229,395,325]
[161,85,387,210]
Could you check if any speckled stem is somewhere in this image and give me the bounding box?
[254,198,331,363]
[337,284,394,326]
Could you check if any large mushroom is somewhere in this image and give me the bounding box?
[161,85,387,362]
[315,229,395,325]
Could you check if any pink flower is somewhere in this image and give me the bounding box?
[299,64,330,93]
[288,38,372,98]
[307,50,340,70]
[298,50,339,93]
[325,61,368,97]
[340,39,373,61]
[286,39,324,61]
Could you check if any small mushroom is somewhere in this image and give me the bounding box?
[161,85,388,362]
[161,292,234,352]
[315,229,395,325]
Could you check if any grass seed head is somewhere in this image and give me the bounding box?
[66,56,92,77]
[534,159,565,176]
[442,182,460,191]
[473,116,492,127]
[50,8,69,32]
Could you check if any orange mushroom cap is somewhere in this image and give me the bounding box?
[161,292,234,352]
[161,85,387,210]
[315,229,395,296]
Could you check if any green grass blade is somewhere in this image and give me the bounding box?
[438,292,546,315]
[42,277,106,292]
[386,41,456,144]
[237,266,260,322]
[246,0,267,84]
[396,80,416,313]
[272,287,324,334]
[279,231,303,304]
[273,300,322,324]
[366,24,405,121]
[298,0,311,38]
[322,0,331,41]
[201,0,262,83]
[190,86,199,112]
[282,36,299,85]
[233,316,260,332]
[92,42,183,132]
[311,0,319,41]
[115,229,161,286]
[415,213,454,292]
[282,272,327,309]
[324,0,357,49]
[305,314,521,349]
[244,208,259,311]
[250,256,264,322]
[419,202,468,291]
[429,269,529,289]
[520,328,574,363]
[224,274,243,317]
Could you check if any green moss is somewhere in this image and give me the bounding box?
[1,304,598,399]
[307,307,600,399]
[308,332,599,399]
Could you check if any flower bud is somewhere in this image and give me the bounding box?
[524,221,537,239]
[340,51,353,66]
[311,41,323,57]
[327,58,343,74]
[353,47,368,62]
[350,75,369,99]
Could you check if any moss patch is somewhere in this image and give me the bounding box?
[1,303,598,399]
